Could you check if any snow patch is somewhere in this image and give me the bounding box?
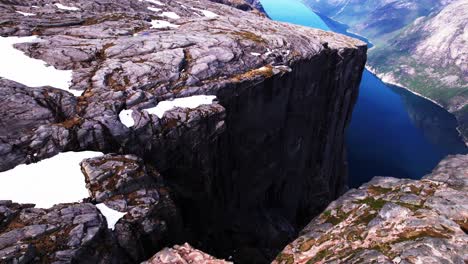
[16,11,35,16]
[199,10,218,18]
[119,109,135,127]
[144,0,165,5]
[151,19,179,29]
[0,36,80,96]
[0,151,102,208]
[144,95,216,118]
[191,8,218,18]
[161,11,180,19]
[96,203,126,230]
[250,52,261,56]
[147,6,161,12]
[54,3,80,11]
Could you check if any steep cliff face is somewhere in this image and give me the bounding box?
[0,0,366,263]
[274,154,468,264]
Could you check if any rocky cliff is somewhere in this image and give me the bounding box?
[0,0,366,263]
[304,0,468,145]
[274,154,468,264]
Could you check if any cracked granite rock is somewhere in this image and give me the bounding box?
[0,78,77,171]
[273,154,468,264]
[143,243,232,264]
[209,0,267,15]
[0,201,125,263]
[81,154,182,262]
[0,0,366,262]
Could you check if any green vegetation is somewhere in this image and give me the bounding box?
[322,208,351,225]
[354,197,387,210]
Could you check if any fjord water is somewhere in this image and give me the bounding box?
[260,0,467,187]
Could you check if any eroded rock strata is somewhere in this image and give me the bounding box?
[274,154,468,264]
[0,0,366,262]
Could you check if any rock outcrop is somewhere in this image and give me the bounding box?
[274,154,468,264]
[0,0,366,263]
[143,243,232,264]
[81,154,183,262]
[0,201,125,263]
[209,0,267,14]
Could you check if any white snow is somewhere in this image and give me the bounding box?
[54,3,80,11]
[161,11,180,19]
[96,203,127,230]
[191,7,218,18]
[147,6,161,12]
[250,52,261,56]
[144,0,165,5]
[119,109,135,128]
[151,19,179,29]
[0,151,102,208]
[144,95,216,118]
[199,10,218,18]
[16,11,35,16]
[0,36,81,96]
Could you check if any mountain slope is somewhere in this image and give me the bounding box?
[368,0,468,143]
[305,0,468,144]
[305,0,452,44]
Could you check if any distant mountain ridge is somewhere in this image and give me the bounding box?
[304,0,468,144]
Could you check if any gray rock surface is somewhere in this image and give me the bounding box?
[274,154,468,264]
[143,243,232,264]
[208,0,267,14]
[81,154,182,262]
[0,79,77,171]
[0,201,125,263]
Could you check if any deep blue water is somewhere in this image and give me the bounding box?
[261,0,467,187]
